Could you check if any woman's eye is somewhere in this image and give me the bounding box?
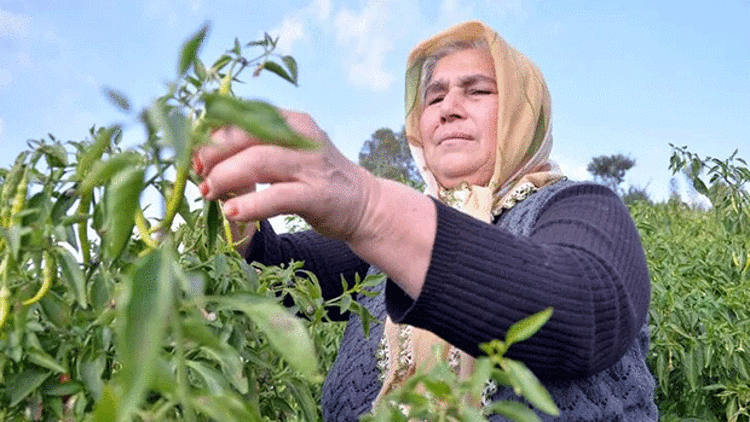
[427,96,443,105]
[470,89,492,95]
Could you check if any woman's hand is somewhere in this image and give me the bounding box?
[195,109,437,299]
[193,110,377,243]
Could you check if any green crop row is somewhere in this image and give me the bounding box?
[633,147,750,422]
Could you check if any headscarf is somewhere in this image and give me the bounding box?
[374,20,564,408]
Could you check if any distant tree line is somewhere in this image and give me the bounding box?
[358,128,653,204]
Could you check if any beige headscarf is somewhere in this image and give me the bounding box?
[374,21,563,408]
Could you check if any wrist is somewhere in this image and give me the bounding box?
[346,177,437,299]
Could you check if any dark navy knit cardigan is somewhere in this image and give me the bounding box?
[246,180,658,421]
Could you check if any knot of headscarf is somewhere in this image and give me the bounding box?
[373,20,564,410]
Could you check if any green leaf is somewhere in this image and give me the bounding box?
[44,380,84,396]
[194,58,208,81]
[115,248,177,420]
[485,401,541,422]
[148,356,178,396]
[79,354,107,400]
[287,379,318,422]
[210,293,321,381]
[503,359,559,416]
[56,246,89,309]
[460,406,489,422]
[27,348,67,374]
[685,347,698,390]
[103,166,144,260]
[339,294,352,314]
[79,152,142,198]
[692,177,709,196]
[201,93,318,150]
[281,55,298,84]
[421,378,451,399]
[182,317,248,393]
[179,23,209,75]
[149,101,192,166]
[191,393,262,422]
[260,60,297,86]
[8,368,50,406]
[103,87,131,112]
[206,200,221,253]
[50,189,77,223]
[92,384,119,422]
[505,307,553,347]
[467,357,493,398]
[75,126,115,182]
[212,54,232,72]
[39,292,72,328]
[186,359,232,395]
[40,143,68,167]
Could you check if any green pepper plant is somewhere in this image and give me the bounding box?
[0,24,558,422]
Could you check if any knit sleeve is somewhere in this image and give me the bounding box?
[385,183,650,379]
[245,220,371,309]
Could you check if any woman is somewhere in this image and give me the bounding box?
[194,21,657,421]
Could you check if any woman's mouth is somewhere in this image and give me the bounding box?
[437,133,474,146]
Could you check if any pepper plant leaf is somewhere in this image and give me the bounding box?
[202,93,318,150]
[505,307,553,348]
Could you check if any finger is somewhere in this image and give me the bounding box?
[194,126,262,177]
[200,144,315,201]
[277,109,332,148]
[222,183,309,222]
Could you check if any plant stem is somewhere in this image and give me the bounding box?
[135,208,159,249]
[158,157,190,233]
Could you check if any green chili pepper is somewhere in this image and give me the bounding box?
[1,158,26,227]
[10,166,30,224]
[22,251,54,306]
[0,254,10,328]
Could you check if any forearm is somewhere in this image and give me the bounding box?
[346,178,437,299]
[385,186,650,378]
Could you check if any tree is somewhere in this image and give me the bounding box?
[622,185,652,205]
[359,127,423,188]
[586,154,636,193]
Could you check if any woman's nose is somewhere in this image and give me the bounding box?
[439,90,465,123]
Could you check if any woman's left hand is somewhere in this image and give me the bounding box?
[193,109,377,242]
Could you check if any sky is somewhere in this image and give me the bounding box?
[1,0,749,203]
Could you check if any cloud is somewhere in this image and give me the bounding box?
[143,0,202,27]
[555,157,591,182]
[333,0,398,92]
[310,0,331,21]
[0,8,32,39]
[265,0,404,92]
[347,37,393,91]
[269,16,306,55]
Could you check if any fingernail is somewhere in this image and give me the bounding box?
[193,156,204,175]
[199,182,209,197]
[224,203,238,217]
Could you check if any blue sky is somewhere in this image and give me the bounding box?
[1,0,748,202]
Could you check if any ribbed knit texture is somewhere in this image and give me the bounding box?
[246,181,658,421]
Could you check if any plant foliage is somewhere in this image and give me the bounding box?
[0,24,557,422]
[634,146,750,422]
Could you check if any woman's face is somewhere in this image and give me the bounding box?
[419,48,498,189]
